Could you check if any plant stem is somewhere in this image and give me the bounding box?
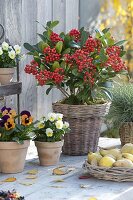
[57,85,70,98]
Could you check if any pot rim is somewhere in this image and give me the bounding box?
[35,140,64,148]
[0,140,30,149]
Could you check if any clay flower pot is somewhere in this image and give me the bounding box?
[0,68,15,85]
[35,140,64,166]
[0,140,30,173]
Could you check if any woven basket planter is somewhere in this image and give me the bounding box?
[119,122,133,146]
[53,102,110,155]
[83,160,133,182]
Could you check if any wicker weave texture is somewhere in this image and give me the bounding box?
[119,122,133,146]
[53,102,110,156]
[83,160,133,182]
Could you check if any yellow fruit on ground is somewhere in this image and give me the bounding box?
[88,152,102,164]
[122,153,133,162]
[121,143,133,154]
[88,197,97,200]
[99,148,120,159]
[113,159,133,168]
[99,156,115,167]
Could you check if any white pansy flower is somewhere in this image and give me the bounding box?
[56,113,63,121]
[48,112,56,122]
[46,128,53,137]
[63,122,69,129]
[2,41,9,51]
[14,44,21,55]
[8,50,16,59]
[55,120,63,129]
[0,47,3,55]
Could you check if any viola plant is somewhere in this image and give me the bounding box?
[0,41,21,68]
[24,21,127,105]
[0,106,34,144]
[34,112,70,142]
[0,190,24,200]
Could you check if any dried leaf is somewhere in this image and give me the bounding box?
[19,181,35,186]
[54,179,64,182]
[27,169,38,175]
[50,185,64,188]
[80,184,89,188]
[53,166,75,175]
[3,177,16,182]
[26,175,37,179]
[79,175,92,179]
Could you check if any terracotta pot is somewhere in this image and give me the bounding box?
[35,140,64,166]
[53,102,110,155]
[0,67,15,85]
[0,140,30,173]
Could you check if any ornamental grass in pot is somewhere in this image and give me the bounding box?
[0,42,21,85]
[107,84,133,146]
[34,112,69,166]
[24,21,127,155]
[0,106,34,173]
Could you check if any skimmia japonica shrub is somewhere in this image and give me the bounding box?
[24,21,127,105]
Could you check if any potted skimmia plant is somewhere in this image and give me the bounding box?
[34,112,69,166]
[0,41,21,85]
[0,106,34,173]
[24,21,127,155]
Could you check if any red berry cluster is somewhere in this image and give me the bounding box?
[65,49,96,72]
[35,68,64,86]
[50,32,63,43]
[106,46,121,57]
[84,71,95,86]
[24,60,39,75]
[106,55,126,72]
[43,47,61,63]
[83,36,99,53]
[69,29,80,42]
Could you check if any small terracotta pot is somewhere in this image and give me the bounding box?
[35,140,64,166]
[0,67,15,85]
[0,140,30,173]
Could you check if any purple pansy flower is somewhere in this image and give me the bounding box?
[0,115,10,127]
[20,110,31,117]
[1,106,11,113]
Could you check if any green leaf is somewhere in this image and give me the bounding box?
[95,29,104,38]
[120,51,126,57]
[69,41,80,49]
[60,61,66,69]
[37,33,47,42]
[102,28,110,34]
[47,21,59,29]
[62,48,71,55]
[80,30,89,47]
[114,40,127,46]
[100,87,113,100]
[23,43,36,52]
[55,41,63,53]
[38,41,48,52]
[99,48,108,62]
[64,34,71,47]
[52,61,60,70]
[72,68,79,76]
[12,137,24,144]
[46,86,53,95]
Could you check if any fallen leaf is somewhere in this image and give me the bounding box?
[3,177,16,182]
[79,175,92,179]
[26,175,37,179]
[53,179,64,182]
[27,169,38,175]
[88,197,97,200]
[80,184,90,188]
[50,185,64,188]
[18,181,35,186]
[53,166,75,175]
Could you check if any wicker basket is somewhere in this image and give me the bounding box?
[53,102,110,155]
[83,160,133,182]
[119,122,133,146]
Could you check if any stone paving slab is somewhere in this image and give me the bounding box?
[0,138,132,200]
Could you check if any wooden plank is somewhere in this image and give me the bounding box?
[65,0,79,32]
[20,0,38,117]
[36,0,53,118]
[52,0,66,104]
[0,82,22,96]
